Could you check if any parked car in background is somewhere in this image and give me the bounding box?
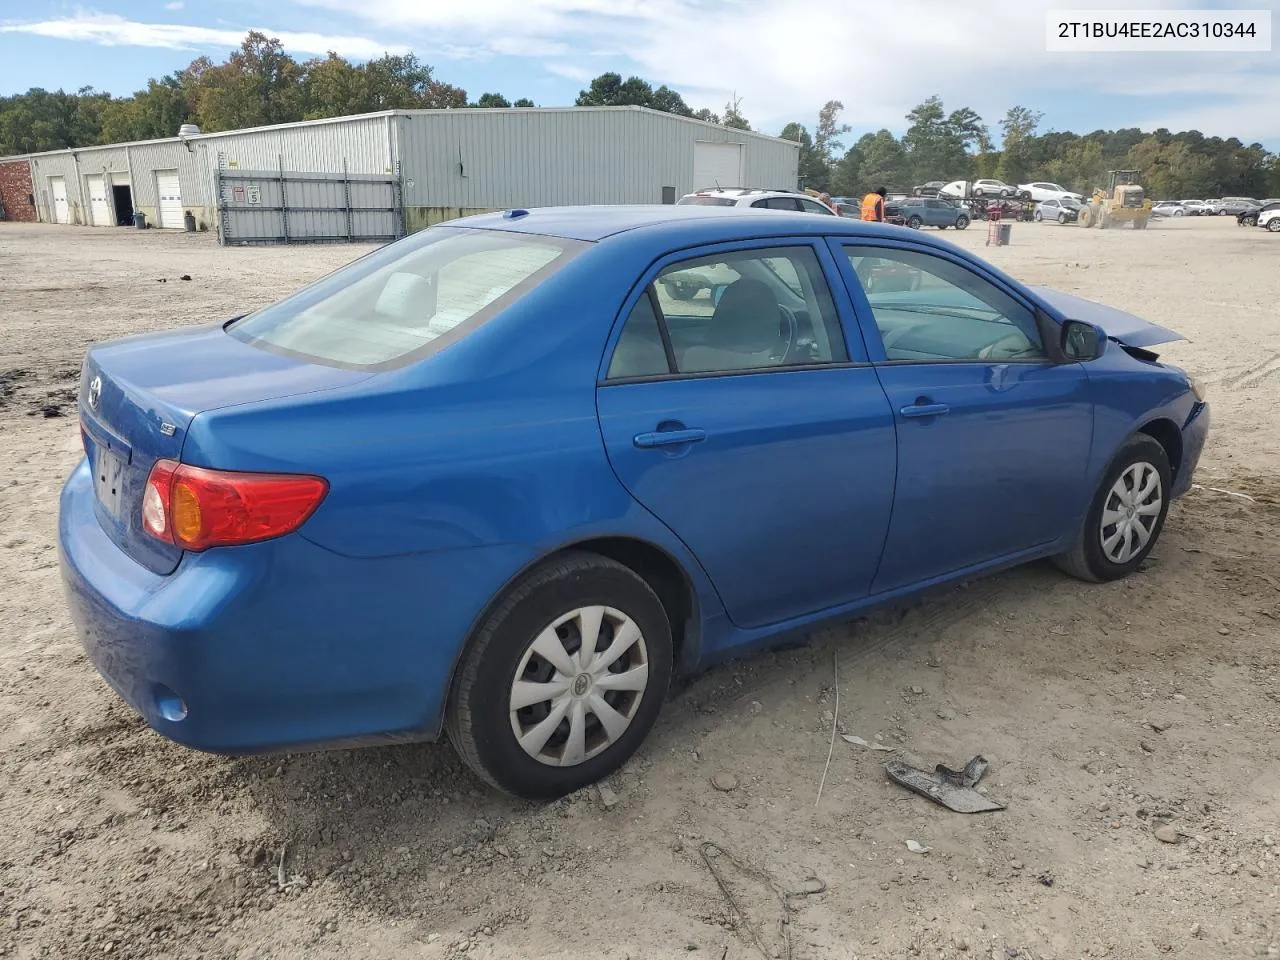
[1258,205,1280,231]
[829,196,861,217]
[1033,198,1081,223]
[979,197,1034,221]
[1179,200,1210,215]
[913,181,947,197]
[884,196,972,230]
[1018,182,1085,203]
[57,204,1211,799]
[1151,201,1186,217]
[677,188,837,215]
[1240,200,1280,228]
[1216,198,1261,217]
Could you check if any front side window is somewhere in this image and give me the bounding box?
[844,246,1046,363]
[607,246,848,379]
[229,227,584,368]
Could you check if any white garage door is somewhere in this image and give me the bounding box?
[87,175,110,226]
[693,141,744,191]
[155,170,183,229]
[50,177,70,224]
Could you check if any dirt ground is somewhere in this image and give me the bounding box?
[1,217,1277,960]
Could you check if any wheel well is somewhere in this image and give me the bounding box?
[1139,418,1183,480]
[558,537,696,670]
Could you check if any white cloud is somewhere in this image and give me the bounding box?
[0,11,409,58]
[282,0,1280,142]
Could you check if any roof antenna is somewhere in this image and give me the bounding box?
[714,178,721,190]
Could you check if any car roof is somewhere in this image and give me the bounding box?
[451,204,925,243]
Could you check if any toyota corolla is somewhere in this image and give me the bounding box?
[59,206,1209,798]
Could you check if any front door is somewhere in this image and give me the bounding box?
[834,240,1094,593]
[50,177,69,224]
[596,241,898,630]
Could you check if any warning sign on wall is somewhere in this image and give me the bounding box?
[232,185,245,202]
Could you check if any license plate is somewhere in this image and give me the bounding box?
[93,446,127,520]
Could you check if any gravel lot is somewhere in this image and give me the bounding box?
[1,217,1277,960]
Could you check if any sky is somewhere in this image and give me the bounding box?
[1,0,1278,149]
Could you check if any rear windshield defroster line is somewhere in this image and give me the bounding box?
[228,227,589,371]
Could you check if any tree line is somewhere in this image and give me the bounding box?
[786,96,1279,200]
[2,32,1276,200]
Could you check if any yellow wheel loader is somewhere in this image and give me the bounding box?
[1078,170,1153,229]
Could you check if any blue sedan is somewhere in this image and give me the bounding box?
[59,206,1210,798]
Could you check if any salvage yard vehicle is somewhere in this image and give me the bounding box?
[676,187,836,215]
[1018,182,1084,204]
[884,196,971,230]
[59,206,1210,799]
[1033,198,1081,223]
[1257,204,1280,232]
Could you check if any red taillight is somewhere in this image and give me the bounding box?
[142,460,328,552]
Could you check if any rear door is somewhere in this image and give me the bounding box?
[831,239,1094,593]
[596,239,897,630]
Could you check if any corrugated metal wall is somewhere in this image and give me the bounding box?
[393,107,799,209]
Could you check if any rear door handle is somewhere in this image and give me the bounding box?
[633,428,707,448]
[900,402,951,419]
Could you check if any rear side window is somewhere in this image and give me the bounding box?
[677,196,737,206]
[228,228,585,368]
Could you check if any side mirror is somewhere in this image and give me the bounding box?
[1061,319,1105,361]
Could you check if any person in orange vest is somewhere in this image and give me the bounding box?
[861,187,887,222]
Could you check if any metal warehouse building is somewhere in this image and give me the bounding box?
[0,107,799,244]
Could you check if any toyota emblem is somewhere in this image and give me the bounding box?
[88,375,102,410]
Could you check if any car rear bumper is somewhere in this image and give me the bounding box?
[58,459,524,756]
[1172,400,1210,499]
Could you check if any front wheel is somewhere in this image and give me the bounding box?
[1054,435,1171,583]
[1268,219,1280,232]
[446,552,673,798]
[1058,212,1067,223]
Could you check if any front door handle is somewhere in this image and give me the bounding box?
[633,428,707,449]
[900,402,951,419]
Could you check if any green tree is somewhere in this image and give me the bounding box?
[814,100,850,168]
[513,98,535,108]
[193,32,306,129]
[302,53,368,119]
[902,96,974,184]
[722,93,750,130]
[693,107,720,124]
[995,105,1044,184]
[853,129,908,192]
[475,92,511,108]
[781,122,827,189]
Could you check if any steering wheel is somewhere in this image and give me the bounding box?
[977,333,1031,359]
[774,305,799,362]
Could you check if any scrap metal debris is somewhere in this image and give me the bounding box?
[841,735,895,752]
[885,754,1006,813]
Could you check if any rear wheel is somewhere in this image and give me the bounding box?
[907,215,923,229]
[955,215,970,230]
[1054,435,1171,583]
[446,552,673,798]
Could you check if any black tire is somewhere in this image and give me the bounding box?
[1058,212,1067,223]
[955,215,970,230]
[1269,219,1280,232]
[1054,435,1172,583]
[907,215,923,229]
[1034,210,1043,222]
[445,552,673,798]
[937,224,948,230]
[1000,188,1011,198]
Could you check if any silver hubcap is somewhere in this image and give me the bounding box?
[509,606,649,767]
[1100,462,1163,564]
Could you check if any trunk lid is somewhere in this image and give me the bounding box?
[1028,287,1186,348]
[78,323,370,575]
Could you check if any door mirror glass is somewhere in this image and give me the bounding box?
[1061,319,1105,361]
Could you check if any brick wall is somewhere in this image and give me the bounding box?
[0,159,37,223]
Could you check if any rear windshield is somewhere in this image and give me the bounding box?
[228,227,585,369]
[676,196,737,206]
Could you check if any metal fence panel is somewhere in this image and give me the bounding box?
[217,164,401,245]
